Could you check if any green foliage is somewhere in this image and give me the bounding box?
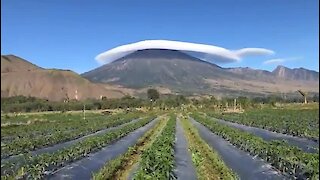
[1,96,148,113]
[134,115,176,179]
[147,89,160,101]
[191,113,319,179]
[180,117,237,179]
[1,112,142,159]
[207,108,319,140]
[93,117,165,180]
[2,116,155,179]
[155,95,189,109]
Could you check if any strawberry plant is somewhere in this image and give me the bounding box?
[191,113,319,179]
[1,115,156,179]
[134,114,176,179]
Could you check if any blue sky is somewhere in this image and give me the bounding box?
[1,0,319,73]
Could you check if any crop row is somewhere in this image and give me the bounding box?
[179,115,237,179]
[1,115,155,179]
[93,116,168,179]
[1,113,106,140]
[134,114,176,179]
[206,108,319,141]
[1,112,141,159]
[191,113,319,180]
[1,112,90,124]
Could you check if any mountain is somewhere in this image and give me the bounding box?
[272,65,319,81]
[83,49,231,91]
[1,55,125,101]
[82,49,319,97]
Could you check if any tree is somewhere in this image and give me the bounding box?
[147,89,160,101]
[312,94,319,102]
[237,96,251,109]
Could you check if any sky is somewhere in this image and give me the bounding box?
[1,0,319,73]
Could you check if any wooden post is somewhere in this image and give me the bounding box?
[83,104,86,120]
[304,96,307,104]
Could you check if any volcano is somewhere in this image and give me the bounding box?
[82,49,319,97]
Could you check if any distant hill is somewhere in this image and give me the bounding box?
[82,49,319,97]
[1,55,125,101]
[1,55,41,73]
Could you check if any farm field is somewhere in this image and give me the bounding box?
[206,105,319,142]
[2,1,319,179]
[1,106,319,180]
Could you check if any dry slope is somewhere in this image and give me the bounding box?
[1,55,125,101]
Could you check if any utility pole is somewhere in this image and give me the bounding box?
[149,99,153,110]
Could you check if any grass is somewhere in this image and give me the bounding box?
[179,114,237,180]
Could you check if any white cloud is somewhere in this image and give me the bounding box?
[96,40,275,64]
[263,57,302,65]
[234,48,275,57]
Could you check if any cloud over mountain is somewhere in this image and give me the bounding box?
[95,40,274,64]
[263,57,302,65]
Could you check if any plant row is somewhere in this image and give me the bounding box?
[1,115,155,179]
[191,113,319,180]
[180,115,237,179]
[93,116,168,180]
[206,108,319,141]
[133,114,176,179]
[1,112,107,137]
[1,112,141,159]
[1,113,105,144]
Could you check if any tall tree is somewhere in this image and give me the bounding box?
[147,89,160,101]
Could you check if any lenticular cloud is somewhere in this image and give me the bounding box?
[95,40,274,64]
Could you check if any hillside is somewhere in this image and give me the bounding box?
[1,55,125,101]
[1,55,41,73]
[82,49,319,97]
[272,65,319,81]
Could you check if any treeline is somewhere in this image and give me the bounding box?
[193,94,319,110]
[1,93,318,113]
[1,96,144,113]
[0,95,189,113]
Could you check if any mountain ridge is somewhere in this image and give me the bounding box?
[1,51,318,100]
[82,49,319,97]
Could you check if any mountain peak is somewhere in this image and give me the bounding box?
[274,65,289,71]
[272,64,318,81]
[115,49,206,63]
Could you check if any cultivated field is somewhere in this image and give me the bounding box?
[1,105,319,179]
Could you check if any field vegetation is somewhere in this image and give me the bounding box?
[1,93,319,180]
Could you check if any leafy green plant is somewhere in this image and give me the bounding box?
[206,108,319,141]
[1,115,155,179]
[1,112,142,159]
[93,116,168,180]
[180,115,237,179]
[134,114,176,179]
[191,113,319,179]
